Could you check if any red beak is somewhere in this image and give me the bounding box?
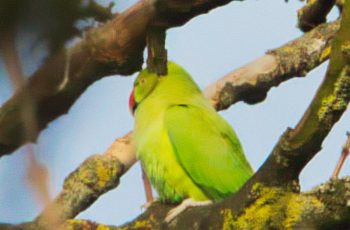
[129,89,136,115]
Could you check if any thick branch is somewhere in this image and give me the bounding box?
[298,0,336,32]
[204,20,339,110]
[119,177,350,230]
[0,0,237,157]
[33,132,135,229]
[4,177,350,229]
[34,155,123,228]
[0,18,339,158]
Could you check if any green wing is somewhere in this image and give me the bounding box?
[164,104,253,201]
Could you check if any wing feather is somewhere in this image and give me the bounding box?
[164,104,252,200]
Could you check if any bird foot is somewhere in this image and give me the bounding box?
[165,198,213,223]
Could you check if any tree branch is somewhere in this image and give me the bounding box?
[298,0,336,32]
[0,17,339,158]
[146,27,168,76]
[0,30,51,206]
[119,177,350,230]
[204,20,339,110]
[34,132,135,229]
[3,177,350,229]
[331,131,350,178]
[0,0,238,157]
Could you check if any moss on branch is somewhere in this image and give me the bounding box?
[123,177,350,230]
[3,177,349,229]
[34,154,124,229]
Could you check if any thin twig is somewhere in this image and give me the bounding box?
[331,132,350,179]
[142,166,154,203]
[0,31,51,208]
[146,26,167,76]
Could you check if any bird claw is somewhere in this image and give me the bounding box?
[165,198,213,223]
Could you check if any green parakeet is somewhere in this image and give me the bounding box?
[129,62,252,221]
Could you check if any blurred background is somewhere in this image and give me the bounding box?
[0,0,348,226]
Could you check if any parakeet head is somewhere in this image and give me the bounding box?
[129,68,159,115]
[129,62,200,115]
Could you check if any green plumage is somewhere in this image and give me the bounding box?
[132,62,252,203]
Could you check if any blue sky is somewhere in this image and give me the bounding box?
[1,0,348,226]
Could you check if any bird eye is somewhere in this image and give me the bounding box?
[140,78,146,85]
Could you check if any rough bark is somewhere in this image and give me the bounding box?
[146,27,168,76]
[34,155,123,229]
[204,20,339,110]
[2,177,350,229]
[298,0,337,32]
[33,133,135,229]
[119,177,350,230]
